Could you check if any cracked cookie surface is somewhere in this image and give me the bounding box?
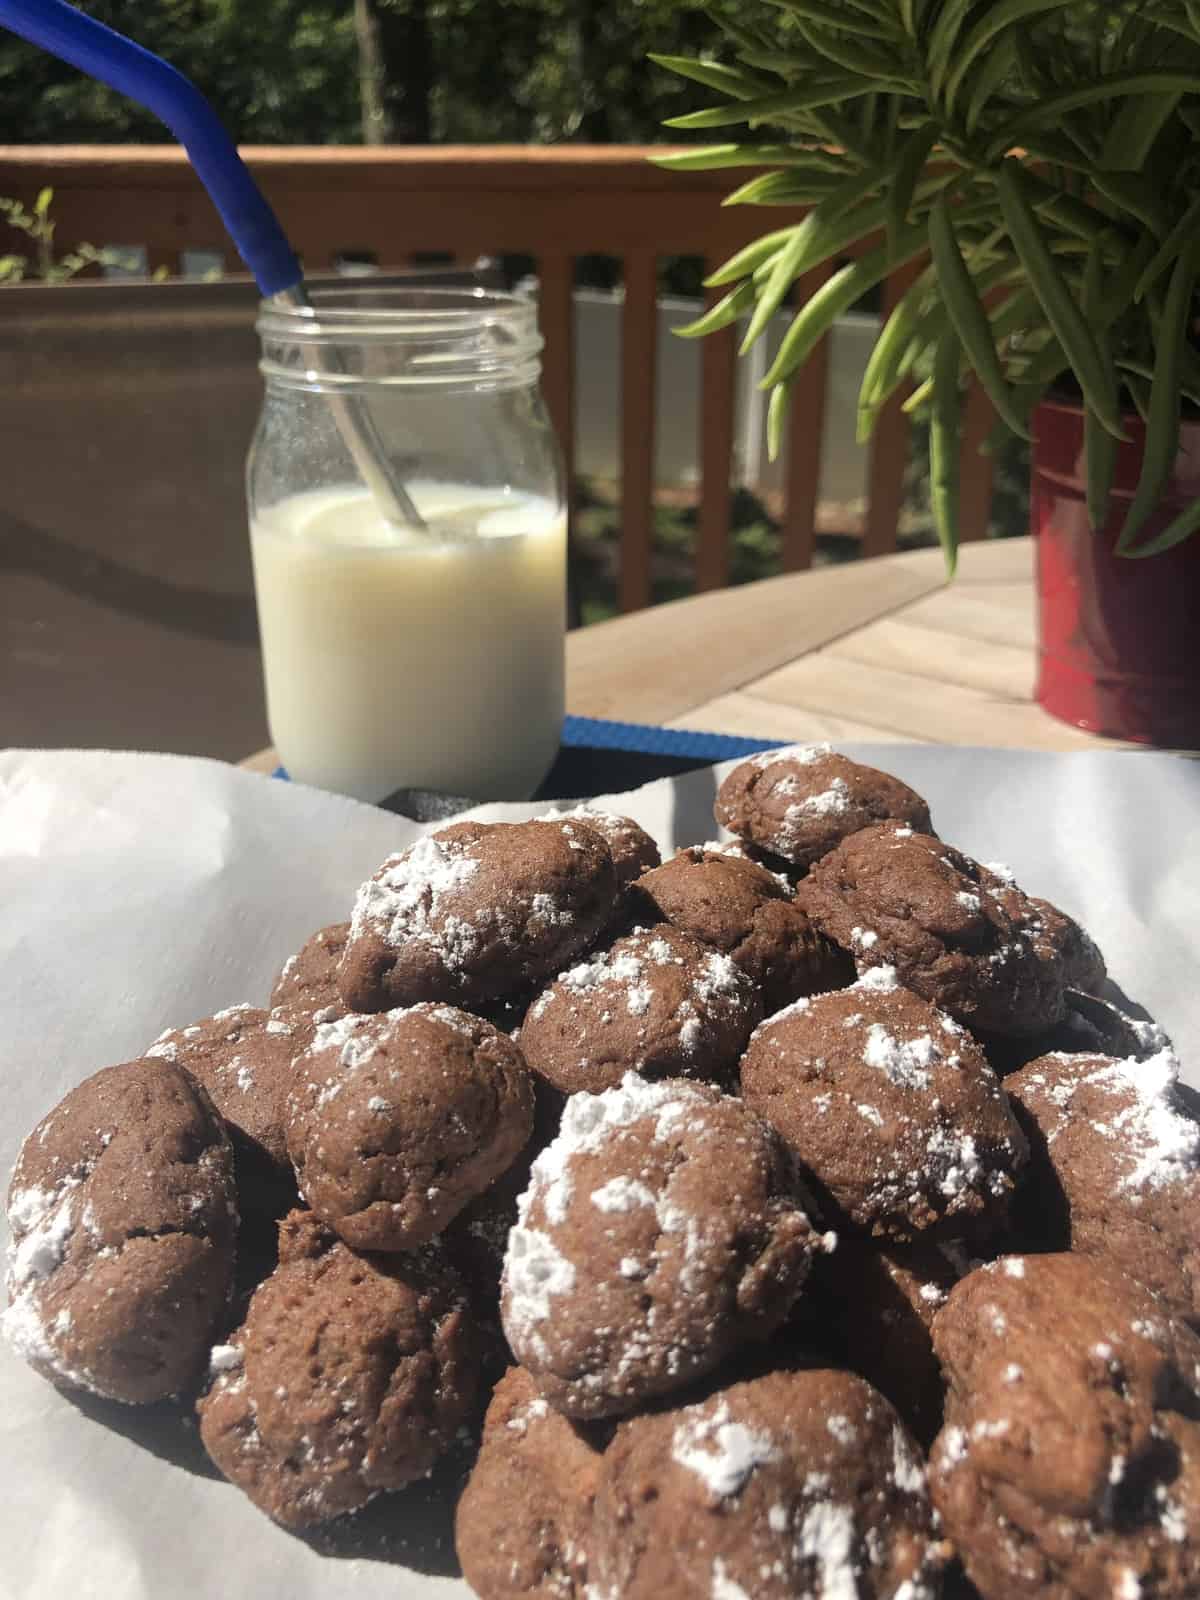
[3,1056,237,1403]
[500,1072,824,1418]
[285,1003,534,1251]
[197,1210,479,1527]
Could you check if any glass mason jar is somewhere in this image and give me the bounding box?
[248,287,566,803]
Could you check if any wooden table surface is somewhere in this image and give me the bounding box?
[567,534,1125,749]
[242,535,1124,774]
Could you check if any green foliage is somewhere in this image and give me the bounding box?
[0,2,360,144]
[656,0,1200,561]
[0,1,738,146]
[0,187,150,281]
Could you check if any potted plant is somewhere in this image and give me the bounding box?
[652,1,1200,747]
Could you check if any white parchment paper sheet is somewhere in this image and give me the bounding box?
[0,745,1196,1599]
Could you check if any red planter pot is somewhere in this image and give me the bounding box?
[1032,398,1200,747]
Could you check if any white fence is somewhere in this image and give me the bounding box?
[561,285,881,509]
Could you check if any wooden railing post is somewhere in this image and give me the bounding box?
[695,283,737,592]
[619,250,659,613]
[781,263,834,572]
[863,258,925,558]
[537,251,576,496]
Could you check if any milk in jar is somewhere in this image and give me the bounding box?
[248,286,566,802]
[251,482,565,802]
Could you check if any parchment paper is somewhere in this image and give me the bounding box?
[0,745,1197,1599]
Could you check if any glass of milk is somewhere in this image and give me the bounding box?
[248,287,566,803]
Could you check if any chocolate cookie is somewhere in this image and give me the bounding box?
[455,1365,605,1599]
[285,1004,534,1251]
[807,1236,955,1447]
[197,1209,479,1527]
[147,1003,298,1201]
[685,836,798,889]
[930,1252,1200,1600]
[591,1363,949,1600]
[3,1057,237,1404]
[1006,1049,1200,1326]
[977,988,1171,1078]
[715,744,933,869]
[269,921,350,1016]
[539,806,660,905]
[741,971,1027,1242]
[798,825,1066,1037]
[632,846,854,1015]
[501,1073,825,1418]
[338,819,617,1012]
[1030,897,1107,995]
[518,925,760,1096]
[445,1079,563,1313]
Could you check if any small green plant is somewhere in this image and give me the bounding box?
[0,187,162,284]
[653,2,1200,567]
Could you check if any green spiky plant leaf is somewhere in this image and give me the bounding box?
[651,0,1200,564]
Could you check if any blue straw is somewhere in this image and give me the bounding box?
[0,0,302,296]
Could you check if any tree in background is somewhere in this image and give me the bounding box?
[0,0,728,145]
[354,0,431,143]
[0,1,360,142]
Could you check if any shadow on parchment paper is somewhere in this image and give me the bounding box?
[65,1384,470,1579]
[1100,978,1160,1027]
[296,1439,471,1576]
[66,1387,223,1480]
[669,764,721,848]
[62,1196,468,1581]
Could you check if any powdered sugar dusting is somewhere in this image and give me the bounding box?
[309,1011,385,1071]
[1157,1484,1188,1542]
[212,1004,255,1025]
[710,1560,753,1600]
[892,1425,926,1495]
[3,1179,92,1388]
[940,1426,970,1466]
[854,966,900,993]
[209,1343,243,1375]
[826,1414,857,1446]
[591,1176,655,1214]
[350,835,481,964]
[786,776,851,821]
[506,1073,706,1310]
[696,949,745,1005]
[561,948,645,994]
[863,1026,936,1090]
[672,1400,778,1497]
[1090,1050,1199,1190]
[502,1226,576,1353]
[626,984,653,1017]
[8,1183,77,1289]
[748,742,830,770]
[2,1285,60,1371]
[534,1072,701,1186]
[927,1127,985,1199]
[797,1500,858,1600]
[538,931,748,1069]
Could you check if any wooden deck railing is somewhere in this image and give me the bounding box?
[0,145,996,610]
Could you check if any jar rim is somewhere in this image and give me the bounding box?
[257,285,538,341]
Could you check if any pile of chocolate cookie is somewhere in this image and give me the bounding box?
[5,747,1199,1599]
